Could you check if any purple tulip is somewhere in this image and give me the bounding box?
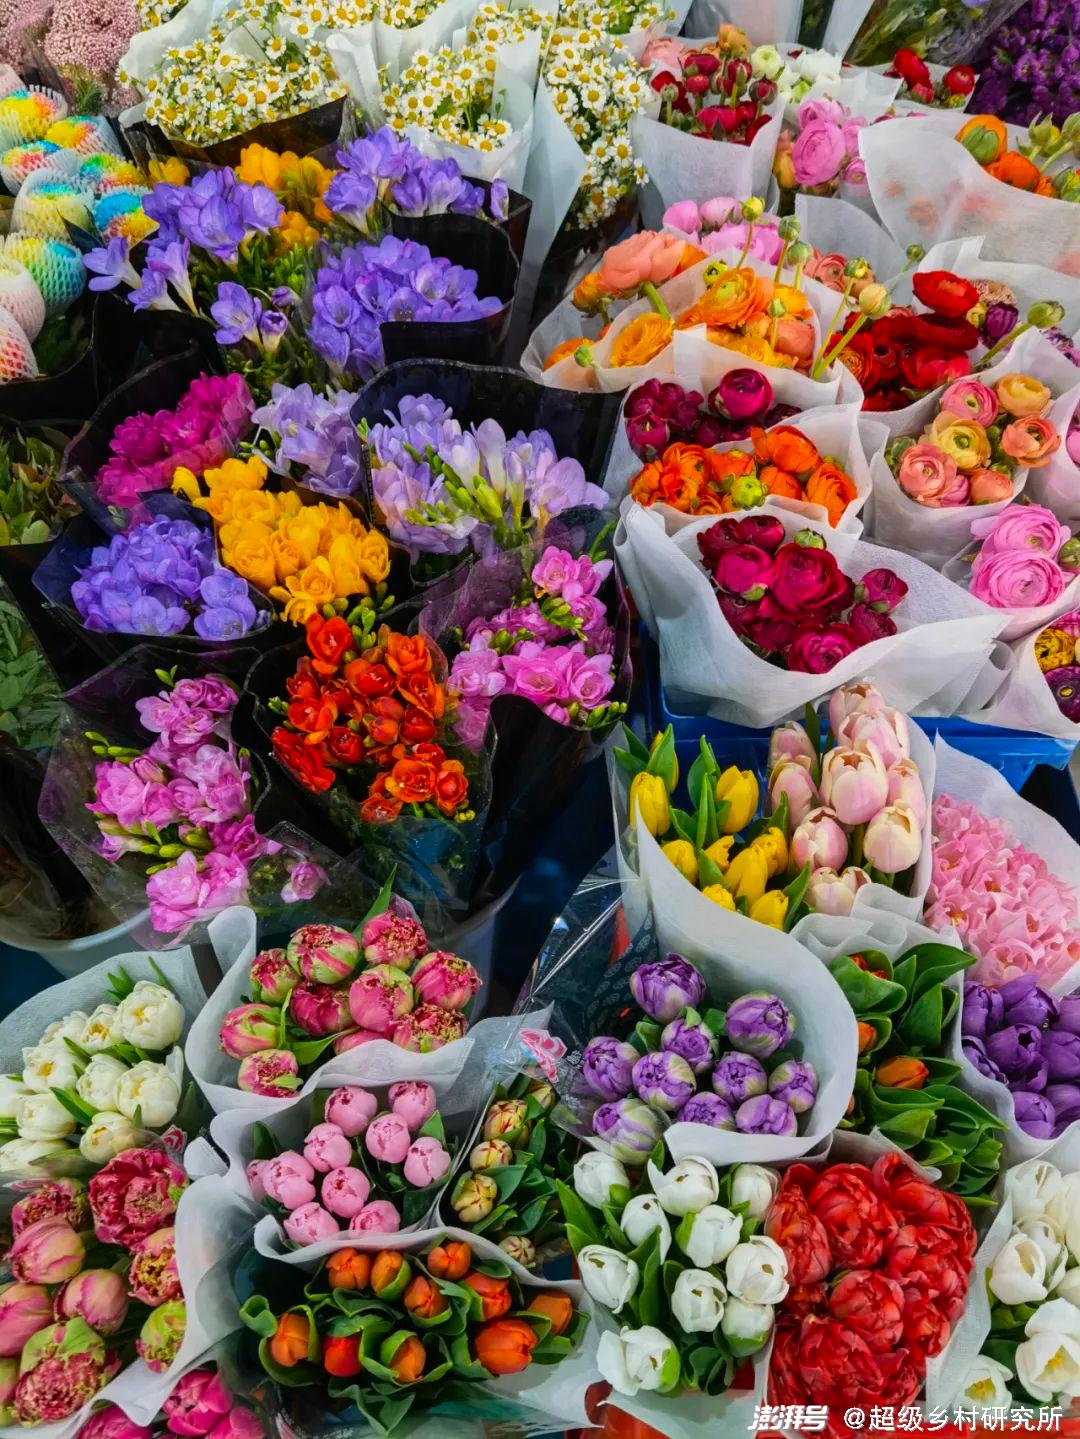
[1057,996,1080,1035]
[632,1051,696,1113]
[630,955,706,1024]
[962,982,1005,1039]
[963,1036,1006,1084]
[592,1097,665,1161]
[1044,1028,1080,1081]
[712,1051,768,1105]
[986,1024,1049,1090]
[1014,1090,1056,1140]
[676,1093,735,1128]
[768,1059,818,1115]
[661,1013,719,1075]
[724,992,795,1059]
[999,976,1059,1030]
[582,1037,639,1101]
[735,1095,798,1136]
[1045,1083,1080,1130]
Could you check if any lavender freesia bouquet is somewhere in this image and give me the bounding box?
[250,383,363,499]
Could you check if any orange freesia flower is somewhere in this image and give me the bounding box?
[753,426,821,475]
[609,313,673,368]
[806,460,858,524]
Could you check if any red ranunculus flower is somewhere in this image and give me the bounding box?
[305,614,354,674]
[786,622,860,674]
[271,727,335,794]
[325,726,363,766]
[912,270,981,320]
[944,64,975,96]
[885,1223,972,1322]
[835,330,880,393]
[697,517,746,571]
[901,1293,950,1359]
[849,603,897,645]
[891,47,932,92]
[828,1269,905,1354]
[807,1163,899,1269]
[908,312,980,352]
[766,1167,832,1285]
[901,347,972,392]
[712,544,775,599]
[769,544,850,613]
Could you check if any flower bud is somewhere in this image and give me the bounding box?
[286,922,361,985]
[843,256,869,279]
[220,1003,281,1059]
[483,1098,529,1145]
[371,1251,411,1301]
[236,1049,301,1097]
[793,528,825,548]
[55,1269,129,1334]
[742,197,765,221]
[470,1139,513,1170]
[1028,300,1066,330]
[629,772,670,838]
[452,1173,498,1223]
[662,839,698,884]
[498,1235,536,1268]
[8,1218,84,1286]
[858,284,891,318]
[249,948,298,1004]
[137,1300,186,1373]
[0,1284,51,1356]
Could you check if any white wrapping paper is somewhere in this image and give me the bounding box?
[681,0,802,45]
[965,623,1080,740]
[1028,415,1080,525]
[617,501,1005,726]
[631,94,783,217]
[795,192,906,279]
[888,235,1080,331]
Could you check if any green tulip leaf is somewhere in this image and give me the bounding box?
[829,955,907,1016]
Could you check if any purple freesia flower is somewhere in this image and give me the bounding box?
[211,282,262,345]
[84,236,139,292]
[251,382,363,496]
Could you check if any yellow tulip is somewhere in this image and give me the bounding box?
[703,836,734,871]
[715,766,759,835]
[629,772,670,839]
[724,846,769,906]
[749,891,789,929]
[662,840,698,885]
[701,884,736,910]
[648,730,679,793]
[750,827,787,879]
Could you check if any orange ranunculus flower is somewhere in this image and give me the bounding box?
[473,1317,538,1376]
[427,1241,471,1279]
[987,150,1042,190]
[857,1021,877,1055]
[434,759,469,815]
[773,316,816,366]
[875,1056,929,1089]
[692,267,764,329]
[404,1274,448,1320]
[386,1334,426,1383]
[760,465,802,499]
[806,460,858,525]
[707,327,792,368]
[527,1292,574,1336]
[996,371,1052,416]
[544,336,590,370]
[386,632,433,676]
[630,459,664,506]
[573,272,606,313]
[957,113,1007,163]
[1001,415,1061,467]
[676,241,707,273]
[609,313,673,368]
[463,1271,512,1321]
[597,231,687,294]
[753,425,821,475]
[754,277,811,320]
[386,757,438,804]
[327,1249,371,1290]
[648,442,711,509]
[269,1312,311,1368]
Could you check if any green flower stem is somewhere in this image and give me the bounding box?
[816,312,869,378]
[977,321,1031,371]
[641,281,671,321]
[810,276,856,381]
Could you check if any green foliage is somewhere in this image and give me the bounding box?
[0,600,61,750]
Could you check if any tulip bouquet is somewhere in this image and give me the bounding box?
[0,1153,189,1425]
[772,97,870,202]
[563,1147,789,1397]
[1034,609,1080,722]
[886,48,976,109]
[444,1076,572,1269]
[75,1365,264,1439]
[0,973,190,1170]
[238,1232,587,1436]
[766,1150,977,1430]
[245,1080,456,1241]
[622,371,798,459]
[831,945,1004,1204]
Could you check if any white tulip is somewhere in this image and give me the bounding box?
[620,1195,671,1260]
[731,1164,779,1220]
[1026,1296,1080,1343]
[0,1075,27,1119]
[40,1013,88,1046]
[648,1156,719,1216]
[573,1152,630,1210]
[1009,1159,1063,1222]
[989,1233,1048,1306]
[578,1246,639,1311]
[1054,1268,1080,1306]
[677,1204,742,1268]
[79,1111,139,1163]
[1043,1167,1080,1229]
[721,1296,774,1356]
[671,1268,726,1334]
[115,1061,180,1129]
[15,1092,76,1142]
[1015,1332,1080,1403]
[724,1236,789,1305]
[78,1005,120,1054]
[959,1355,1014,1410]
[1018,1216,1068,1292]
[1048,1172,1080,1263]
[115,982,184,1051]
[0,1137,70,1172]
[20,1044,79,1094]
[597,1326,679,1397]
[76,1056,129,1114]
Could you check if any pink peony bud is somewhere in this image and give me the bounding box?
[863,803,923,874]
[283,1202,339,1247]
[79,1402,152,1439]
[0,1283,51,1355]
[388,1080,437,1132]
[324,1085,379,1136]
[348,965,415,1034]
[13,1320,111,1423]
[303,1123,352,1174]
[8,1218,84,1286]
[220,1003,281,1059]
[237,1049,301,1097]
[806,865,870,917]
[249,948,298,1005]
[321,1166,371,1219]
[827,679,888,739]
[11,1181,89,1237]
[348,1200,400,1234]
[245,1161,267,1201]
[286,923,361,985]
[364,1113,411,1165]
[206,1406,262,1439]
[768,757,820,829]
[836,708,910,771]
[137,1300,186,1373]
[128,1228,181,1307]
[55,1268,130,1333]
[289,981,351,1038]
[411,952,482,1012]
[391,1003,468,1053]
[819,746,889,827]
[885,758,926,827]
[332,1030,382,1055]
[262,1152,317,1210]
[791,805,849,872]
[360,908,429,968]
[402,1138,452,1188]
[162,1366,232,1436]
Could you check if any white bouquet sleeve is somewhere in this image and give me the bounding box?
[966,624,1080,740]
[616,501,1005,726]
[681,0,802,45]
[1027,400,1080,525]
[887,235,1080,332]
[631,95,783,217]
[794,192,906,278]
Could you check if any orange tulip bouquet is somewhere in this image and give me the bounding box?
[236,1231,589,1437]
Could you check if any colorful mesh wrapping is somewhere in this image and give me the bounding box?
[11,173,94,239]
[0,140,60,191]
[0,89,68,149]
[3,236,85,316]
[0,257,45,341]
[44,115,122,158]
[93,191,155,243]
[0,307,38,382]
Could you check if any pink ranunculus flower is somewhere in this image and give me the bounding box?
[798,97,847,127]
[971,502,1070,560]
[700,223,783,264]
[163,1366,232,1436]
[698,195,740,228]
[1001,416,1062,467]
[896,444,958,505]
[969,551,1067,610]
[662,199,701,236]
[939,378,999,426]
[792,119,847,187]
[597,230,687,294]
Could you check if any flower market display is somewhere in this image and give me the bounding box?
[8,9,1080,1439]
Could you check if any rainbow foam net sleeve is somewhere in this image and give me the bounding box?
[0,307,38,382]
[3,236,85,317]
[93,191,156,245]
[44,115,122,159]
[0,258,45,342]
[0,89,68,149]
[0,140,60,191]
[11,174,94,239]
[78,155,146,196]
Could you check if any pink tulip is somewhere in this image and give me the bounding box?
[886,758,926,826]
[0,1283,51,1356]
[836,707,910,770]
[767,721,816,774]
[324,1085,379,1137]
[388,1081,437,1132]
[828,679,888,738]
[303,1122,353,1174]
[283,1202,339,1246]
[806,866,870,917]
[348,965,415,1035]
[219,1003,280,1059]
[769,757,820,828]
[360,908,429,969]
[7,1218,84,1286]
[262,1151,317,1210]
[348,1200,400,1234]
[289,981,351,1038]
[791,806,849,872]
[402,1138,452,1188]
[863,803,923,873]
[321,1166,371,1219]
[245,1161,267,1201]
[411,952,481,1012]
[163,1367,232,1436]
[820,747,889,827]
[54,1268,129,1334]
[364,1113,411,1165]
[236,1048,301,1097]
[79,1404,153,1439]
[332,1030,383,1054]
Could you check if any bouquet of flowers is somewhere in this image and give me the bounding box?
[887,48,976,109]
[245,1080,456,1240]
[0,971,190,1170]
[75,1365,264,1439]
[217,907,481,1097]
[1033,610,1080,722]
[0,424,69,545]
[660,194,784,260]
[564,1147,788,1398]
[844,0,1030,67]
[971,0,1080,126]
[955,112,1080,200]
[647,41,778,146]
[766,1151,977,1431]
[623,370,797,457]
[249,382,362,501]
[945,505,1080,638]
[238,1231,588,1435]
[772,96,869,202]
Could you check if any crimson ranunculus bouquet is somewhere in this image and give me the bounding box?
[697,516,908,673]
[623,371,798,460]
[888,48,976,109]
[765,1151,977,1438]
[650,43,778,146]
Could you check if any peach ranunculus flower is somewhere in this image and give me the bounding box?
[597,232,687,294]
[1000,416,1061,467]
[926,412,992,471]
[995,372,1052,417]
[609,312,674,368]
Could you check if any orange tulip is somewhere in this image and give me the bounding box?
[463,1270,512,1321]
[527,1292,574,1336]
[857,1021,878,1056]
[474,1317,538,1376]
[875,1056,929,1090]
[806,460,858,525]
[386,1334,426,1383]
[269,1312,311,1368]
[404,1274,448,1321]
[322,1335,363,1378]
[427,1241,471,1280]
[327,1249,371,1290]
[372,1252,407,1296]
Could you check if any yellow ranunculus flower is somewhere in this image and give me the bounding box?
[703,836,734,870]
[996,372,1052,417]
[701,883,736,910]
[715,766,759,835]
[725,846,769,905]
[172,466,202,503]
[926,413,991,472]
[750,826,787,879]
[749,891,789,929]
[662,839,698,885]
[327,534,367,598]
[228,535,277,592]
[358,530,391,583]
[629,772,670,839]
